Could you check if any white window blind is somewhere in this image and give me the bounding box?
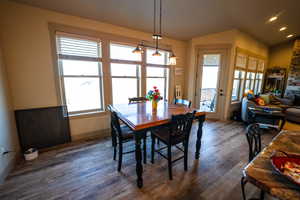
[56,35,101,60]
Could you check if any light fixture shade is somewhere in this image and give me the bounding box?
[132,46,142,54]
[152,34,162,40]
[152,49,161,56]
[169,51,177,65]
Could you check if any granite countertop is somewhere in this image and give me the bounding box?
[244,130,300,200]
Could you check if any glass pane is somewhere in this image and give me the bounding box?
[232,79,239,101]
[256,73,263,79]
[112,78,138,104]
[257,80,262,93]
[64,77,101,112]
[239,79,245,99]
[110,43,141,61]
[234,70,240,78]
[146,49,168,65]
[245,80,251,93]
[147,67,165,77]
[203,54,220,65]
[199,53,220,112]
[246,73,250,79]
[200,66,219,112]
[62,60,99,76]
[111,63,138,77]
[147,78,166,100]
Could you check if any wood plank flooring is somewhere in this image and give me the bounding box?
[0,120,279,200]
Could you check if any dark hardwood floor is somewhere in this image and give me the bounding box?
[0,120,278,200]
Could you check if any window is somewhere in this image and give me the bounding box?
[245,72,256,93]
[232,70,245,101]
[111,63,140,104]
[231,50,265,102]
[110,43,141,104]
[146,49,170,100]
[56,34,103,114]
[254,73,263,94]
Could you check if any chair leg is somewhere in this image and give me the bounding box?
[168,145,173,180]
[151,135,155,164]
[143,135,147,164]
[117,138,123,172]
[241,176,247,200]
[260,190,265,200]
[184,141,188,171]
[113,145,117,160]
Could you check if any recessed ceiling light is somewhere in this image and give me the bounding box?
[279,27,287,31]
[287,34,294,38]
[268,16,278,22]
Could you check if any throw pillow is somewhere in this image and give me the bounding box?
[260,94,270,105]
[255,97,265,106]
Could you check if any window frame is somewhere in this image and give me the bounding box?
[231,48,266,103]
[56,33,104,115]
[145,48,170,101]
[109,42,143,104]
[50,25,174,117]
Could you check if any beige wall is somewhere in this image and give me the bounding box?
[0,44,19,183]
[185,29,268,120]
[0,1,187,139]
[268,41,294,69]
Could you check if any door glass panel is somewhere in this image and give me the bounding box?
[199,54,220,112]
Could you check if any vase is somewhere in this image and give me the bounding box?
[152,100,158,112]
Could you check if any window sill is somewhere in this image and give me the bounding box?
[69,110,108,119]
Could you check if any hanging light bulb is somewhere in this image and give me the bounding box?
[169,51,177,65]
[152,49,161,56]
[132,41,144,54]
[132,45,142,54]
[152,34,162,40]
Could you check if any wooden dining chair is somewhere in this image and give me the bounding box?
[107,105,147,171]
[151,111,196,180]
[241,123,264,200]
[128,97,148,104]
[174,98,192,108]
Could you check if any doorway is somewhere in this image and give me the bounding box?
[195,49,228,120]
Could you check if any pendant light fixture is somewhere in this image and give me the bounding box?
[132,41,144,54]
[132,0,177,65]
[152,0,162,56]
[169,51,177,65]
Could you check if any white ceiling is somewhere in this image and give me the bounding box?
[11,0,300,46]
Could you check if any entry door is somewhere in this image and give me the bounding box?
[196,50,227,120]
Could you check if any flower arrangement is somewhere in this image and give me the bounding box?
[146,86,163,102]
[146,86,162,111]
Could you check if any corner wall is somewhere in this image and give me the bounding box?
[185,29,268,120]
[268,41,294,69]
[0,45,20,184]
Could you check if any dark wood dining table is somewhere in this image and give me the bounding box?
[242,130,300,200]
[111,101,206,188]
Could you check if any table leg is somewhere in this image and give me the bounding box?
[135,132,144,188]
[279,117,286,131]
[195,115,205,159]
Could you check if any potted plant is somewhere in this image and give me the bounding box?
[146,86,163,111]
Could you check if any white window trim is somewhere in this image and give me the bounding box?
[49,24,175,117]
